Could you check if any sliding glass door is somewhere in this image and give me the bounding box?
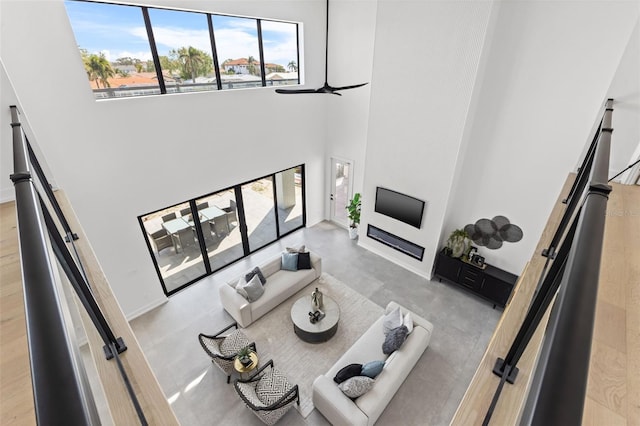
[140,164,306,295]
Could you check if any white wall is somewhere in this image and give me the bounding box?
[325,0,378,212]
[606,17,640,183]
[0,0,329,317]
[442,1,640,275]
[359,0,494,278]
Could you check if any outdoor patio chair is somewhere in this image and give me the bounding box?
[197,202,209,210]
[180,207,192,217]
[162,212,176,222]
[173,227,196,252]
[223,200,238,225]
[149,229,172,255]
[234,359,299,425]
[198,323,256,383]
[212,218,229,237]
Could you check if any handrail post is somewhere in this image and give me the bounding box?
[9,105,95,425]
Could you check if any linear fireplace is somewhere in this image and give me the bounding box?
[367,225,425,261]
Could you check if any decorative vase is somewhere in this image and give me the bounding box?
[239,355,252,367]
[349,227,358,240]
[311,287,323,311]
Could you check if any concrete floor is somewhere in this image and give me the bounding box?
[130,221,502,425]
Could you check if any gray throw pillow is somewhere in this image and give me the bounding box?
[245,266,266,285]
[338,376,375,398]
[382,307,403,335]
[236,274,264,302]
[382,325,409,355]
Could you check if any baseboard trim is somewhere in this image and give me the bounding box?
[0,188,16,203]
[126,296,168,322]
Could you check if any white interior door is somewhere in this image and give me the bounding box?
[329,158,353,227]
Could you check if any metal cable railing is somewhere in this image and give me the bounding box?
[484,98,614,425]
[9,105,148,425]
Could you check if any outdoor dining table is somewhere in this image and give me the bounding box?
[162,217,190,251]
[200,206,230,233]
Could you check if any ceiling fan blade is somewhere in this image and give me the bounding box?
[275,88,320,94]
[330,82,369,91]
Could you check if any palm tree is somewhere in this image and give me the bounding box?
[178,46,205,83]
[287,60,298,72]
[247,56,257,75]
[83,53,114,88]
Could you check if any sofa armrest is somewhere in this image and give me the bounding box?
[219,284,252,328]
[385,301,434,335]
[310,252,322,278]
[312,375,368,426]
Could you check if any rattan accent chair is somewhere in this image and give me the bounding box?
[198,323,256,383]
[234,359,299,425]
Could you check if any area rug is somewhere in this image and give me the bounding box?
[243,273,384,418]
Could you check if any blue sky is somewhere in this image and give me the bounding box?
[64,1,298,67]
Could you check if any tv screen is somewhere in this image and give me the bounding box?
[374,187,425,228]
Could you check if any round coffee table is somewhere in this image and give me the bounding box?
[290,295,340,343]
[233,352,259,379]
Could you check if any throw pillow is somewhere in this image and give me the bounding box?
[255,368,292,405]
[297,252,312,269]
[286,245,306,253]
[338,376,375,399]
[382,325,409,355]
[281,252,299,271]
[403,312,414,334]
[361,360,385,379]
[245,266,267,285]
[236,275,264,302]
[333,363,363,384]
[382,307,403,335]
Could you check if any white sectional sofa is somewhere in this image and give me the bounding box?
[219,251,322,327]
[312,301,433,426]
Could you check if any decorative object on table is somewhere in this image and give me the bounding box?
[311,287,324,311]
[470,253,485,268]
[236,345,255,368]
[346,192,361,239]
[308,309,326,324]
[445,228,471,258]
[464,215,523,250]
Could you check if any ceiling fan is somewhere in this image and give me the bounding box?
[275,0,368,96]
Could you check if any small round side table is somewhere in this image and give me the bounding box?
[233,352,259,379]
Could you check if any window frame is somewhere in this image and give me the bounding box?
[138,164,306,296]
[65,0,301,98]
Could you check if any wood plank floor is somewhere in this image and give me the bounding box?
[0,201,35,425]
[452,179,640,425]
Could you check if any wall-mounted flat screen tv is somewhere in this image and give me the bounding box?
[374,187,425,229]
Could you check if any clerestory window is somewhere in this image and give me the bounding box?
[64,0,300,99]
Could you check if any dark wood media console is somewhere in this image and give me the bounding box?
[433,250,517,308]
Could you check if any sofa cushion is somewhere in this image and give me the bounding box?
[255,367,292,406]
[382,325,409,355]
[219,329,249,357]
[361,360,385,379]
[236,275,264,302]
[250,268,316,320]
[382,307,403,335]
[338,376,375,399]
[297,252,312,269]
[334,363,363,384]
[245,266,267,285]
[281,252,299,271]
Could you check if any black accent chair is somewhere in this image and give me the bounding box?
[198,322,256,384]
[234,359,300,425]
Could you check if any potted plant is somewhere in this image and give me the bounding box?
[446,229,471,259]
[236,345,254,368]
[346,192,361,239]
